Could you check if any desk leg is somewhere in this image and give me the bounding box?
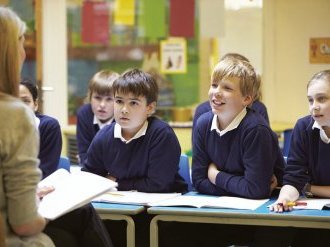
[99,214,135,247]
[150,216,160,247]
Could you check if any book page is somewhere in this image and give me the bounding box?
[93,191,181,206]
[292,198,330,210]
[150,195,268,210]
[149,195,208,208]
[38,169,117,220]
[202,196,269,210]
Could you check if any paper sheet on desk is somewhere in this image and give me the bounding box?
[269,198,330,210]
[149,195,269,210]
[93,191,181,206]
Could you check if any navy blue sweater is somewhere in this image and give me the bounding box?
[76,104,99,165]
[83,117,187,193]
[284,115,330,191]
[192,110,284,199]
[37,113,62,178]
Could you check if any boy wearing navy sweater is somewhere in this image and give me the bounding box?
[76,70,119,166]
[83,68,187,193]
[192,56,284,199]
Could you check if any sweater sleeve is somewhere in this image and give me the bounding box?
[192,117,228,195]
[1,104,42,226]
[77,106,94,165]
[283,120,310,191]
[38,117,62,178]
[216,126,276,199]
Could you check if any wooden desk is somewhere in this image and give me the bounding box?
[92,202,145,247]
[148,198,330,247]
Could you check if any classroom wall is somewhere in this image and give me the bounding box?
[263,0,330,124]
[42,0,330,127]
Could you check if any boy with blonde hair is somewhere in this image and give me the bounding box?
[76,70,119,165]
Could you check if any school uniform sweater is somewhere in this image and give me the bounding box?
[192,110,284,199]
[284,115,330,191]
[76,104,99,165]
[83,117,187,193]
[37,113,62,178]
[193,100,270,128]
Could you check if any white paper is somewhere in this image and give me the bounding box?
[38,169,117,220]
[93,191,181,206]
[149,195,268,210]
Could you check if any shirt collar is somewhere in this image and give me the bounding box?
[211,108,247,136]
[93,115,113,130]
[34,115,40,129]
[312,121,330,144]
[114,121,148,144]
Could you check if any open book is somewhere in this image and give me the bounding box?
[148,195,269,210]
[38,169,117,220]
[93,191,181,206]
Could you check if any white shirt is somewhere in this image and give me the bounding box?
[93,115,113,130]
[114,121,148,144]
[312,121,330,144]
[210,108,247,137]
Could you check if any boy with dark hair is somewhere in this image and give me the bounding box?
[84,68,187,193]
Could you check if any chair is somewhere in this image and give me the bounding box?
[178,154,193,191]
[58,156,71,172]
[282,129,293,157]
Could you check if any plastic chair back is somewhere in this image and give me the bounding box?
[58,156,71,172]
[178,154,193,191]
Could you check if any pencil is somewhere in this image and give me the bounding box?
[277,201,307,207]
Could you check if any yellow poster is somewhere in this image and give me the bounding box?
[310,38,330,64]
[114,0,135,26]
[160,38,187,74]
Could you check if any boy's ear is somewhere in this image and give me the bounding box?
[34,100,39,112]
[147,101,157,115]
[243,95,253,107]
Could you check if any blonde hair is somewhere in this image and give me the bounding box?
[211,56,257,98]
[0,7,26,97]
[87,70,119,101]
[307,70,330,89]
[253,72,262,101]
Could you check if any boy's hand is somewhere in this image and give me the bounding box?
[269,199,293,213]
[106,174,117,182]
[208,163,220,184]
[270,174,278,193]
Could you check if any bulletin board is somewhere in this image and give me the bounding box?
[309,38,330,64]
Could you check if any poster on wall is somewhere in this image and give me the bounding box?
[160,38,187,74]
[309,38,330,64]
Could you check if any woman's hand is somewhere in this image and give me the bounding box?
[37,185,55,200]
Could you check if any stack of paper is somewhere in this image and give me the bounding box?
[38,169,117,220]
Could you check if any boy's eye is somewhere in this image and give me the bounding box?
[223,85,232,91]
[210,83,218,88]
[318,96,327,103]
[115,99,123,104]
[130,101,138,106]
[93,95,102,100]
[307,98,313,104]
